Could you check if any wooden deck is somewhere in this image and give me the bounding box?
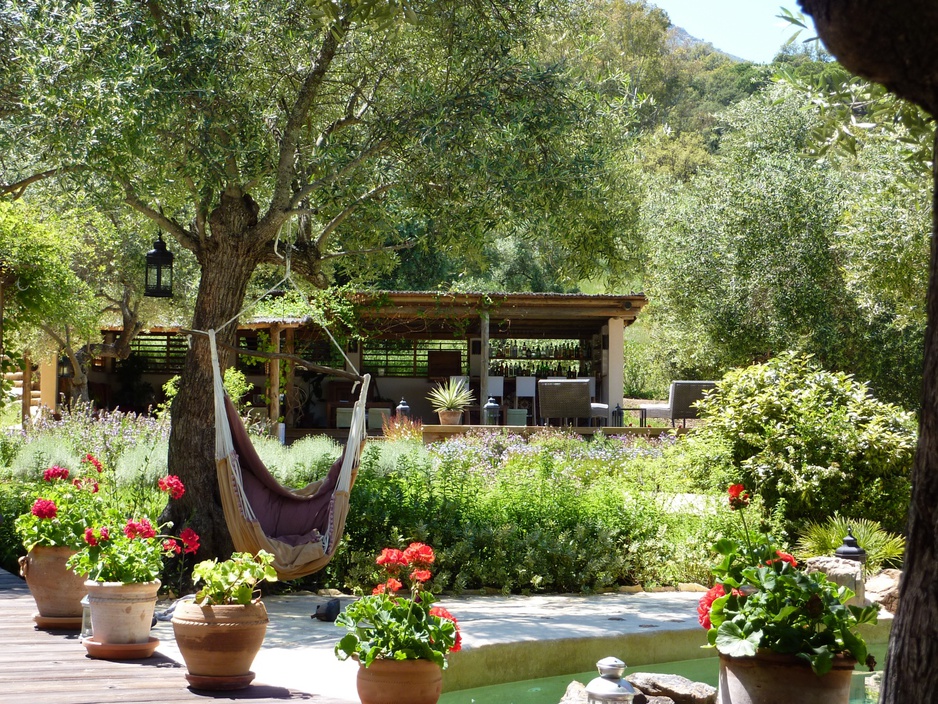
[0,568,349,704]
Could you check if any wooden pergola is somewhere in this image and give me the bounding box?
[52,290,649,431]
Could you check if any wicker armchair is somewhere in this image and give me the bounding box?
[537,379,608,426]
[640,381,716,427]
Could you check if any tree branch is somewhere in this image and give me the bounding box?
[180,330,363,381]
[0,168,74,200]
[315,183,396,250]
[269,19,350,213]
[320,239,417,261]
[122,181,201,252]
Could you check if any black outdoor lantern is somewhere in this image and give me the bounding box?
[145,231,174,298]
[612,404,625,427]
[835,528,868,565]
[483,396,500,425]
[396,397,411,418]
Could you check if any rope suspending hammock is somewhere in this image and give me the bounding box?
[189,247,370,580]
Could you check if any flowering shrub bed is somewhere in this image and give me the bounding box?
[326,428,727,594]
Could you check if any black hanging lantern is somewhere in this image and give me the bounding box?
[145,232,174,298]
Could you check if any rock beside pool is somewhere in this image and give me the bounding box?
[627,672,716,704]
[559,672,715,704]
[560,680,675,703]
[559,681,586,703]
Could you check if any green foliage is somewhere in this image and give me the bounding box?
[644,84,848,379]
[192,550,278,605]
[690,353,915,533]
[0,483,30,572]
[250,434,341,488]
[0,202,98,394]
[159,367,254,417]
[796,516,905,574]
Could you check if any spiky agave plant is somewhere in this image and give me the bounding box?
[795,515,905,573]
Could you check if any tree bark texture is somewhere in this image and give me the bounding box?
[162,194,272,561]
[797,2,938,701]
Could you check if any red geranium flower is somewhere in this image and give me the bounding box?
[163,539,182,554]
[158,475,186,500]
[99,526,110,541]
[410,569,432,583]
[728,484,750,510]
[430,605,462,652]
[84,454,103,472]
[179,527,200,554]
[372,577,404,595]
[768,550,797,568]
[403,542,435,566]
[376,548,407,568]
[31,499,57,519]
[84,527,98,546]
[43,466,69,482]
[698,583,725,630]
[124,518,156,540]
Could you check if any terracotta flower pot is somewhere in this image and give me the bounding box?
[437,410,463,425]
[85,579,160,645]
[717,652,855,704]
[171,600,269,690]
[356,657,443,704]
[18,546,87,628]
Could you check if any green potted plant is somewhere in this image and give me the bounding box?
[427,378,474,425]
[66,471,199,653]
[171,550,278,690]
[13,457,105,628]
[698,484,880,704]
[335,542,462,704]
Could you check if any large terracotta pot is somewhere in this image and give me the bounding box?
[85,579,160,645]
[171,600,269,690]
[356,657,443,704]
[717,652,855,704]
[437,410,463,425]
[18,546,87,627]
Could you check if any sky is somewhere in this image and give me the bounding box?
[648,1,816,64]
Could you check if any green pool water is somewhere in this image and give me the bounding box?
[439,645,886,704]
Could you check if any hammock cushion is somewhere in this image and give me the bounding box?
[224,396,340,546]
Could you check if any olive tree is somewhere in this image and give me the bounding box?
[0,0,641,554]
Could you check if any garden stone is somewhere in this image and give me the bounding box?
[866,569,902,614]
[677,582,708,592]
[559,680,586,703]
[634,694,677,704]
[626,673,716,704]
[558,681,677,704]
[804,556,864,606]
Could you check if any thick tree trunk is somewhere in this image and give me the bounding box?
[162,193,270,560]
[796,2,938,701]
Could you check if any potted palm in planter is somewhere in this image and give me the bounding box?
[698,485,880,704]
[427,378,474,425]
[171,550,278,690]
[335,542,462,704]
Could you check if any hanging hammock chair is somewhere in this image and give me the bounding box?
[208,328,370,580]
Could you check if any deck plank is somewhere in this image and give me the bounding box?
[0,567,353,704]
